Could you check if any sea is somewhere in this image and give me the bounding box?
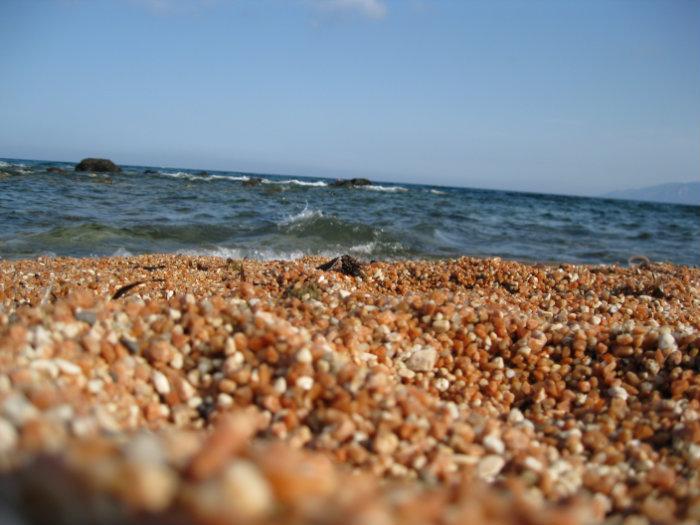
[1,158,698,266]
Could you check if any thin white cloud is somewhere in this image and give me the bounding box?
[126,0,388,19]
[312,0,387,19]
[128,0,219,15]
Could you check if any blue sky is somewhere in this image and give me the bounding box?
[1,0,698,195]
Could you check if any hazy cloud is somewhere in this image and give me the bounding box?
[128,0,219,15]
[312,0,387,19]
[126,0,387,19]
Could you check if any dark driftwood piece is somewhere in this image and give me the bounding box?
[317,255,363,277]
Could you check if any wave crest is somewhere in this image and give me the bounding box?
[362,185,408,193]
[278,205,324,226]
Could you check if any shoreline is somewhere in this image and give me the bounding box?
[1,254,699,523]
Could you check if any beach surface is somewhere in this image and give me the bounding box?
[1,254,699,524]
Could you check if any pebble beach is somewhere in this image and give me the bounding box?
[1,254,699,524]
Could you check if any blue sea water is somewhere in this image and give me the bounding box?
[0,158,698,266]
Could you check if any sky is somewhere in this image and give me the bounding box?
[0,0,698,195]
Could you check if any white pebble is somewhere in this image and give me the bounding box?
[477,455,505,481]
[405,347,437,372]
[296,348,313,364]
[508,408,524,423]
[217,393,234,408]
[224,337,237,356]
[152,371,171,395]
[87,379,104,394]
[169,352,184,370]
[432,319,450,333]
[2,393,39,425]
[222,461,273,519]
[0,417,18,453]
[483,433,505,455]
[54,358,82,376]
[434,378,450,392]
[658,332,677,351]
[273,377,287,394]
[608,386,628,401]
[524,456,543,472]
[296,376,314,391]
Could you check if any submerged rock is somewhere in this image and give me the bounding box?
[75,158,121,173]
[143,169,158,174]
[46,167,66,174]
[331,178,371,188]
[196,171,209,177]
[243,177,263,187]
[317,255,363,277]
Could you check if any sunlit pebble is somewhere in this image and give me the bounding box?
[0,417,18,453]
[524,456,543,473]
[478,455,505,481]
[434,378,450,392]
[658,332,677,351]
[296,348,313,364]
[217,393,234,408]
[152,371,171,396]
[296,376,314,391]
[483,434,505,455]
[273,377,287,394]
[607,386,628,401]
[54,359,82,376]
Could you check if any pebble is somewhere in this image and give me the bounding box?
[405,347,437,372]
[152,371,171,395]
[0,417,18,453]
[296,348,313,364]
[296,376,314,391]
[221,461,273,519]
[75,310,98,325]
[608,386,628,401]
[477,455,506,481]
[483,434,505,455]
[658,332,677,351]
[434,377,450,392]
[2,393,39,425]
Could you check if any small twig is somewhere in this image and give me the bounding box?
[111,278,165,300]
[112,281,146,300]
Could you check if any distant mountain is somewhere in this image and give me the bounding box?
[604,182,700,206]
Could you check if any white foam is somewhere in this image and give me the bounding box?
[208,174,250,182]
[0,161,9,168]
[430,189,447,195]
[156,171,208,182]
[177,241,393,261]
[362,185,408,193]
[278,204,323,226]
[111,247,133,257]
[177,246,307,261]
[263,178,328,187]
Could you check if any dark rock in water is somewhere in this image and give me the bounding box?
[243,177,262,187]
[46,167,66,174]
[331,178,371,188]
[75,158,121,173]
[196,171,209,177]
[143,169,158,174]
[317,255,364,277]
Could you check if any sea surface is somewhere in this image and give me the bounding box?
[1,158,698,266]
